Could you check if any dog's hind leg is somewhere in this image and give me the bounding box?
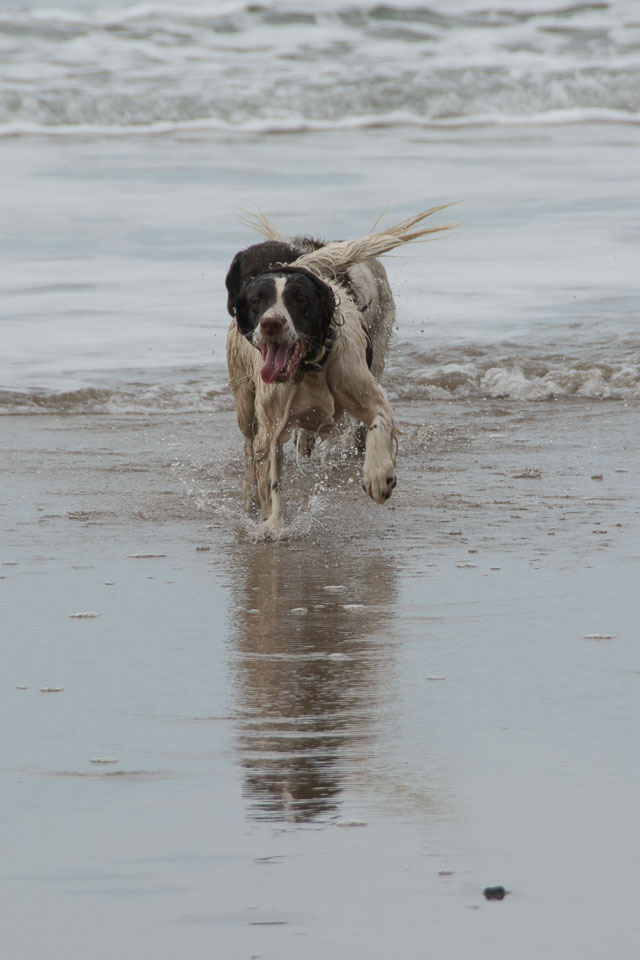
[353,424,367,454]
[296,430,316,458]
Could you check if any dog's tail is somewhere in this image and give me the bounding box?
[241,204,458,277]
[292,205,457,277]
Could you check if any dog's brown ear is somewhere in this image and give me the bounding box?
[305,271,337,343]
[225,253,244,317]
[226,241,301,317]
[233,284,254,339]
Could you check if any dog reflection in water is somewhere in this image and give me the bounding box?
[230,545,397,823]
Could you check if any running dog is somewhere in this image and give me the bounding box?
[225,208,453,533]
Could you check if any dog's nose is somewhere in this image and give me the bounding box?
[260,314,284,337]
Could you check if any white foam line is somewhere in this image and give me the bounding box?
[0,1,249,28]
[2,107,639,140]
[98,1,249,26]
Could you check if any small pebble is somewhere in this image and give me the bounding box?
[290,607,308,615]
[426,675,446,681]
[90,757,118,765]
[483,886,508,901]
[40,687,64,693]
[69,612,100,619]
[584,633,616,641]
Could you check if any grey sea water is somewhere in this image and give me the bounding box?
[2,2,640,959]
[1,0,639,408]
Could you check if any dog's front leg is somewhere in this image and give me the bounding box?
[253,433,284,534]
[266,442,284,533]
[227,323,259,514]
[243,436,257,512]
[331,376,397,505]
[362,406,397,503]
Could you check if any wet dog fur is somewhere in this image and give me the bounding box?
[225,236,397,533]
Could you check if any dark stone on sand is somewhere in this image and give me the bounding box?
[483,886,508,901]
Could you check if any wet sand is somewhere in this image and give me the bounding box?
[2,399,640,958]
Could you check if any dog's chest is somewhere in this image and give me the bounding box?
[289,376,336,433]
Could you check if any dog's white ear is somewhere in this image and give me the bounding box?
[290,204,459,278]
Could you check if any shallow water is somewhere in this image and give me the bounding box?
[2,0,640,409]
[2,0,640,956]
[2,121,639,410]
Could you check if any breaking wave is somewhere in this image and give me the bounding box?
[3,345,639,414]
[390,343,640,401]
[0,381,230,415]
[1,1,639,136]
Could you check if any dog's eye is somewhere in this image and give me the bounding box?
[294,293,308,307]
[249,295,263,310]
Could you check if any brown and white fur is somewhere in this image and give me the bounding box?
[225,207,455,534]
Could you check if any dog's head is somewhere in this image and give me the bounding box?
[234,267,337,385]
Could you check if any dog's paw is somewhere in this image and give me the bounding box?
[261,515,284,538]
[362,462,397,504]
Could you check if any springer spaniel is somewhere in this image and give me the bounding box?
[225,209,453,534]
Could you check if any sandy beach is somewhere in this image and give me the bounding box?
[3,398,640,958]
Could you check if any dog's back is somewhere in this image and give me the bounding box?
[343,258,395,380]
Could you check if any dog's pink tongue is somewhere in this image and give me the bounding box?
[261,343,290,384]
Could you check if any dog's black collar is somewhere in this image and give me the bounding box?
[299,343,332,373]
[299,320,339,373]
[298,322,373,374]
